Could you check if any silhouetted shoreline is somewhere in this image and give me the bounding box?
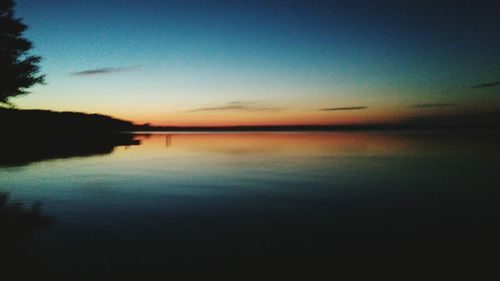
[0,133,140,167]
[1,108,498,133]
[138,111,500,132]
[0,108,141,166]
[0,108,137,133]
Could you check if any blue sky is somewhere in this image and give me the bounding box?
[12,0,500,125]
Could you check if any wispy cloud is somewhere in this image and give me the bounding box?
[319,106,367,111]
[71,66,141,76]
[186,101,283,112]
[470,81,500,89]
[412,103,454,108]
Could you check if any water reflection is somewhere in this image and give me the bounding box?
[165,134,171,149]
[131,131,499,159]
[0,132,499,280]
[0,133,140,166]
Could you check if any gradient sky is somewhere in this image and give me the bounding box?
[13,0,500,126]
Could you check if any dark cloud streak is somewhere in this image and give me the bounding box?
[412,103,454,108]
[71,66,141,76]
[470,81,500,89]
[319,106,367,111]
[187,101,282,113]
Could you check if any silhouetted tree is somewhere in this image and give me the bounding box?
[0,0,44,106]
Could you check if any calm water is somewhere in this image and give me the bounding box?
[1,132,499,280]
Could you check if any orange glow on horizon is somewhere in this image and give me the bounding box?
[119,108,403,127]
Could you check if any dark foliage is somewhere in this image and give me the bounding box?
[0,108,141,166]
[0,0,45,105]
[0,107,136,132]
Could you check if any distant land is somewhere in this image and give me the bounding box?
[140,111,500,132]
[1,108,499,133]
[0,108,498,166]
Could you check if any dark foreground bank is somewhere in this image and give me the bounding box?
[1,108,499,133]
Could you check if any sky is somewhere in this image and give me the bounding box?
[13,0,500,126]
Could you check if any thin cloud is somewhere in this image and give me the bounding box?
[319,106,367,111]
[71,66,141,76]
[412,103,454,108]
[470,81,500,89]
[186,101,282,113]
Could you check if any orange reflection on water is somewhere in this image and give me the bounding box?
[123,132,412,158]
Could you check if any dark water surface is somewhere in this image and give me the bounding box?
[1,132,499,280]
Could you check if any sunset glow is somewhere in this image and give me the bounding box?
[11,0,499,126]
